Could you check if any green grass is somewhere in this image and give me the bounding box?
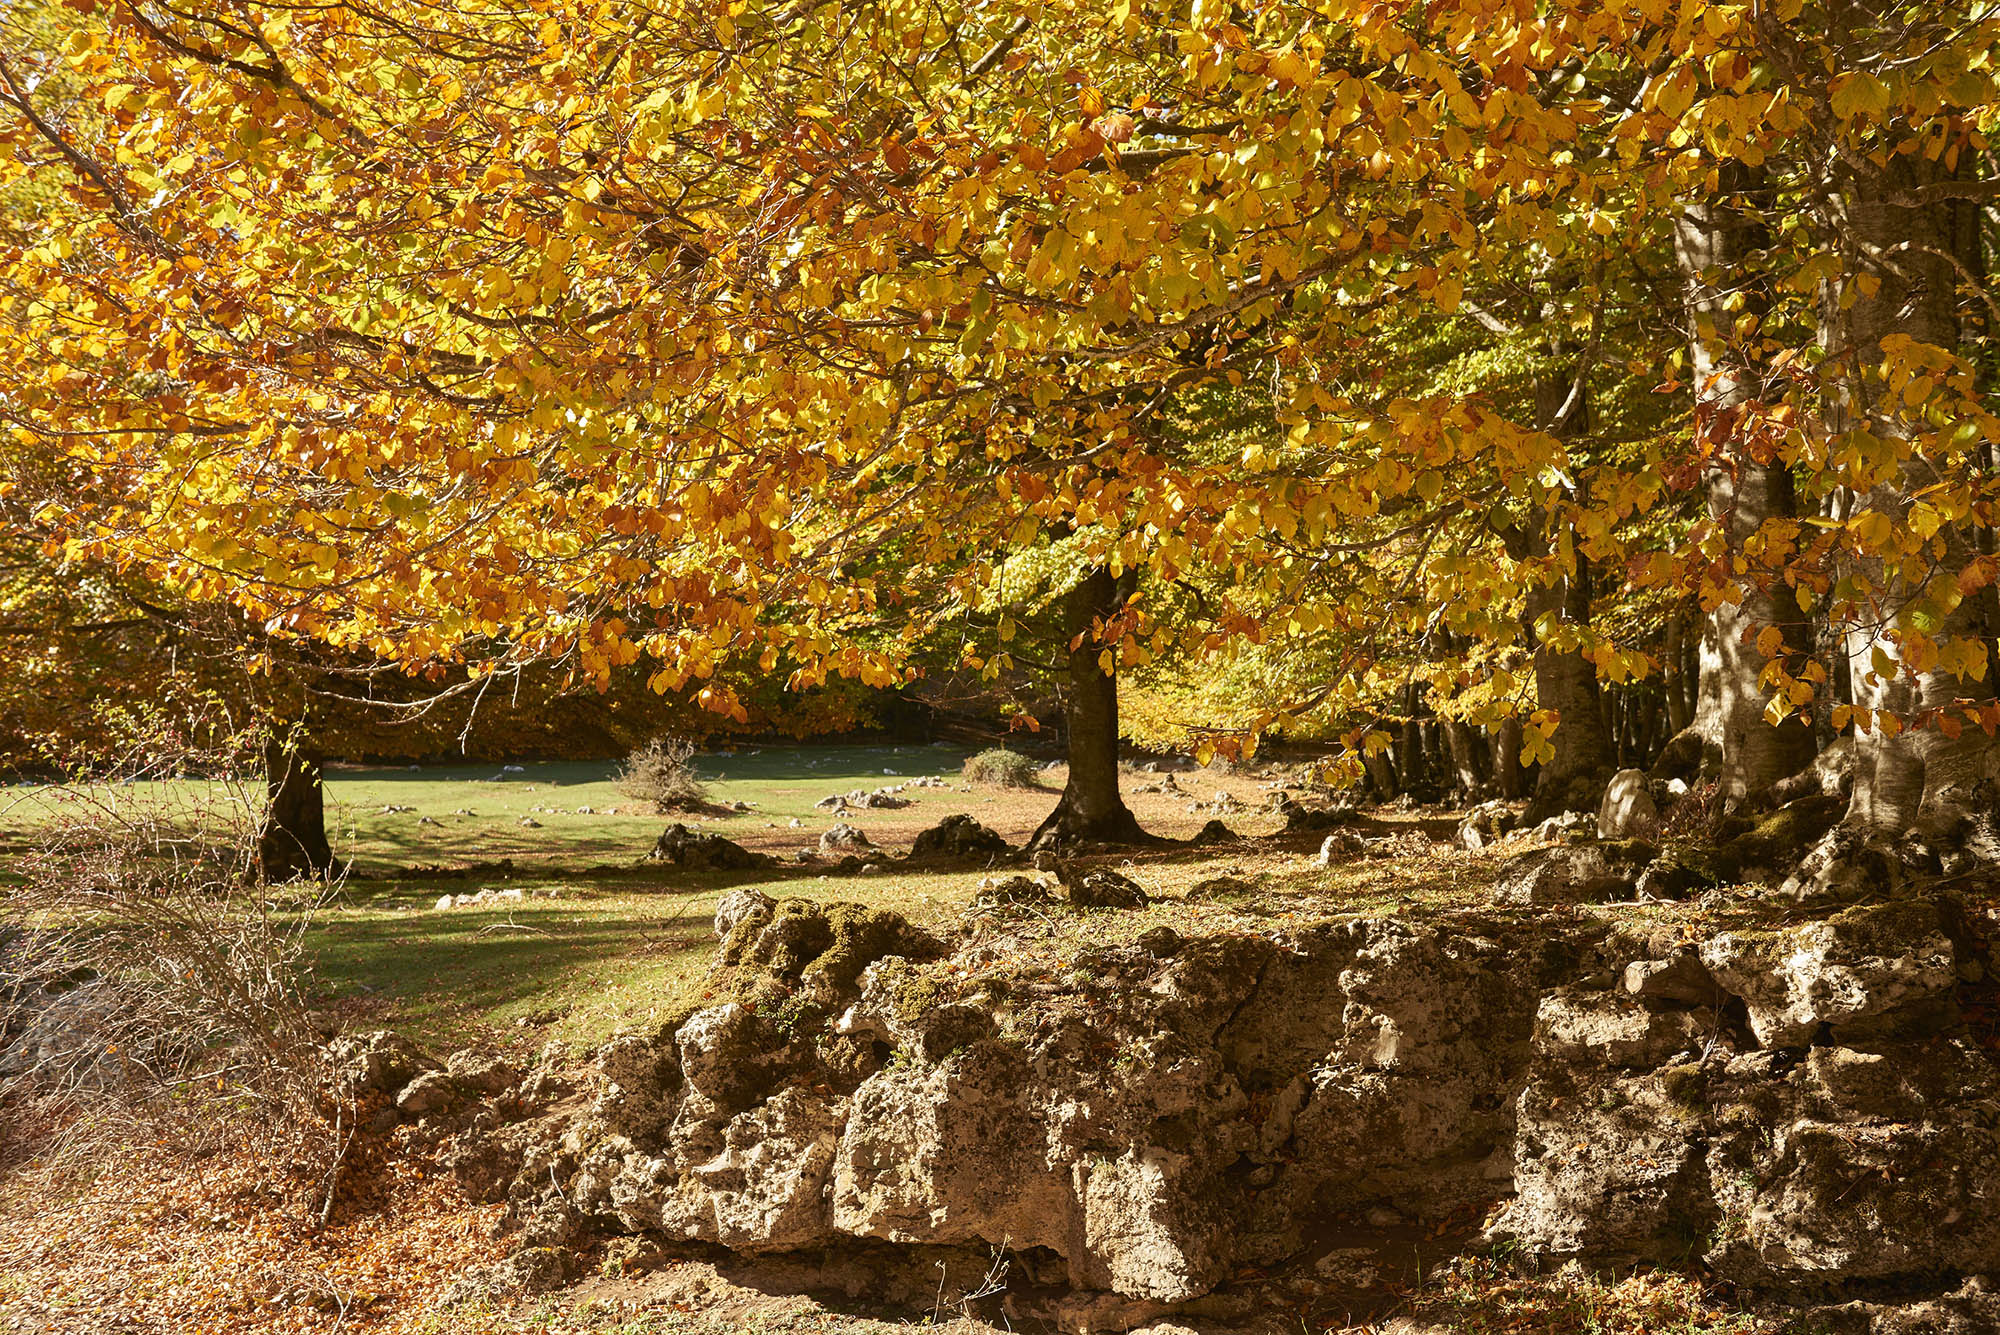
[3,743,1526,1059]
[314,865,991,1052]
[322,744,977,873]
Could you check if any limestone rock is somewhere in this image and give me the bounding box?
[650,824,777,871]
[1491,841,1654,907]
[1779,826,1905,905]
[1315,830,1365,866]
[1531,990,1710,1069]
[1183,876,1252,902]
[1596,769,1660,840]
[908,814,1011,862]
[1057,864,1150,909]
[819,822,872,854]
[327,1029,436,1096]
[1621,953,1724,1008]
[714,888,777,940]
[1699,899,1959,1047]
[396,1069,465,1117]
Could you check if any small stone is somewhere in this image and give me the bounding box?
[395,1069,463,1116]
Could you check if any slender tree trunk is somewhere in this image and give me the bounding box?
[1362,743,1401,802]
[1663,608,1694,734]
[260,732,335,881]
[1491,715,1529,799]
[1444,719,1486,798]
[1820,150,1997,835]
[1676,165,1819,805]
[1029,566,1153,849]
[1509,370,1617,820]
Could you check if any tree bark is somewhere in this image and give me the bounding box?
[1821,151,1997,835]
[1510,372,1616,821]
[260,732,336,881]
[1443,719,1486,799]
[1676,164,1819,805]
[1491,715,1529,799]
[1029,566,1153,849]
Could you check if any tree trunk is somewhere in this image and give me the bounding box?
[1491,715,1529,799]
[260,733,335,881]
[1029,566,1153,849]
[1676,164,1819,805]
[1512,372,1616,821]
[1362,743,1400,802]
[1822,151,1997,835]
[1444,719,1486,799]
[1663,607,1694,734]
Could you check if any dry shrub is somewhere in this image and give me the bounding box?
[963,747,1041,789]
[1,724,349,1217]
[1661,778,1723,841]
[616,735,711,813]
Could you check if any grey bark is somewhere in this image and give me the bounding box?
[1675,165,1819,804]
[1820,151,1997,835]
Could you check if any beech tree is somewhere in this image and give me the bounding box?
[3,0,1996,857]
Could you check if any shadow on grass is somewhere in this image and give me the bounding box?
[309,902,720,1033]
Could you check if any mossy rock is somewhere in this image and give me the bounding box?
[1715,793,1844,881]
[801,901,944,992]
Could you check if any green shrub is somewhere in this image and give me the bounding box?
[616,736,709,813]
[962,747,1040,789]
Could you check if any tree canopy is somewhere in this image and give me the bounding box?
[5,0,1998,835]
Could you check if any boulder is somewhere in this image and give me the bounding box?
[1280,800,1361,833]
[1621,953,1724,1008]
[908,814,1011,862]
[328,1029,437,1096]
[1490,841,1655,907]
[971,875,1055,908]
[1315,830,1365,866]
[1530,811,1593,842]
[1057,864,1150,910]
[1779,826,1905,905]
[396,1069,465,1117]
[1596,769,1660,840]
[650,824,777,871]
[819,822,872,854]
[1184,876,1252,902]
[1531,990,1710,1069]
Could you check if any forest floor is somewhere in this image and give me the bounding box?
[0,747,1775,1334]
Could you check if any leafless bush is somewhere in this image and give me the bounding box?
[0,723,348,1211]
[616,735,710,813]
[1660,778,1723,841]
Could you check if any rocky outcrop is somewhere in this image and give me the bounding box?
[442,885,2000,1332]
[1493,893,2000,1310]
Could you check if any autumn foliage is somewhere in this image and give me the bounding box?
[0,0,1995,823]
